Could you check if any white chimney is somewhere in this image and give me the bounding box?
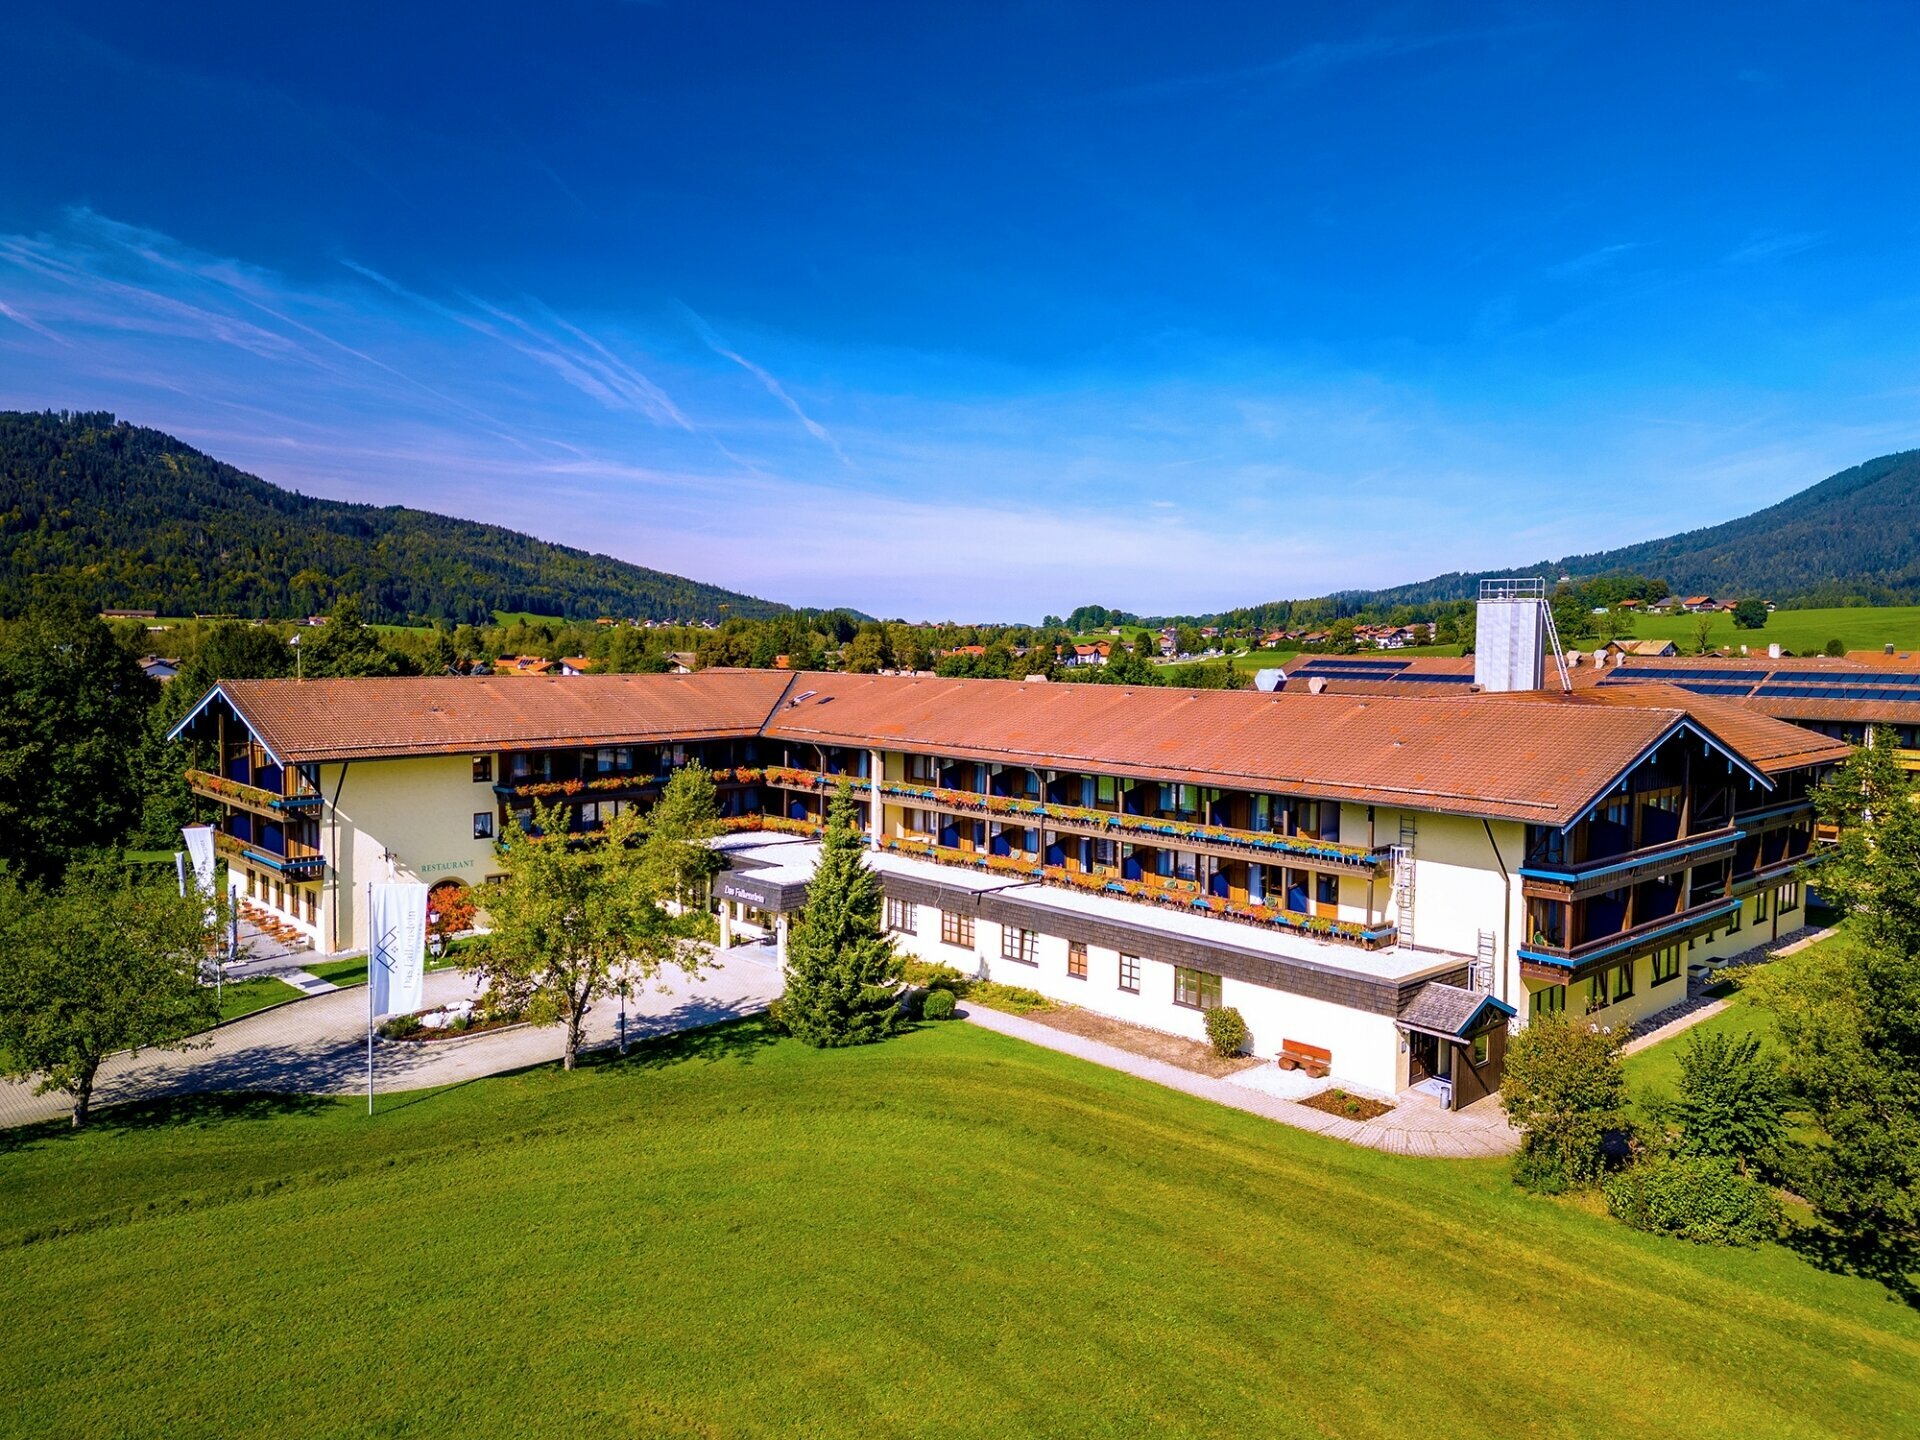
[1474,579,1547,692]
[1769,643,1782,660]
[1307,676,1329,694]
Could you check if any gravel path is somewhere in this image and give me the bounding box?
[0,947,782,1129]
[959,1003,1519,1158]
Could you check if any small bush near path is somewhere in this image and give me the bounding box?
[965,981,1054,1015]
[1605,1155,1783,1247]
[1501,1013,1632,1193]
[1202,1005,1247,1057]
[921,989,956,1021]
[901,959,972,997]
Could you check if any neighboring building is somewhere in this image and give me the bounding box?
[557,656,596,675]
[171,640,1843,1108]
[1064,642,1111,668]
[1681,595,1718,613]
[139,655,180,682]
[101,608,158,621]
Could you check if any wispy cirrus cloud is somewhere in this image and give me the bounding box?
[1726,231,1822,265]
[675,302,851,467]
[1,209,1910,619]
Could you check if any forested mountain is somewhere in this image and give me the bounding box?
[0,411,788,624]
[1320,448,1920,611]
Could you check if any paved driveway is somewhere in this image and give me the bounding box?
[0,946,782,1129]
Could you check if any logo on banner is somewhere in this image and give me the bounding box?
[369,882,429,1017]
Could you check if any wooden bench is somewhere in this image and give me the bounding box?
[1276,1039,1332,1078]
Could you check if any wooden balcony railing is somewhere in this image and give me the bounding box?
[1517,894,1741,969]
[187,769,322,814]
[762,768,1390,872]
[873,835,1394,947]
[213,829,326,878]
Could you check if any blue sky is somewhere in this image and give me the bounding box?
[2,2,1917,620]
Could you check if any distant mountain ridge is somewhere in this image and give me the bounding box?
[1323,448,1920,610]
[0,411,788,624]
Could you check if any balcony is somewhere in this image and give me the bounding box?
[873,836,1395,947]
[213,829,327,881]
[759,769,1390,873]
[1518,894,1741,975]
[1520,826,1742,900]
[496,764,772,802]
[186,768,322,815]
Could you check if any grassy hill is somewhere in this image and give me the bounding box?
[0,410,787,625]
[1323,448,1920,611]
[2,1018,1915,1436]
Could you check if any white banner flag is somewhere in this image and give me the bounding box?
[369,882,428,1018]
[181,824,217,897]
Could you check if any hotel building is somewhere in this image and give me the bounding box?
[171,640,1844,1107]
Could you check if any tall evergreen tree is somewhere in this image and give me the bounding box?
[778,785,902,1047]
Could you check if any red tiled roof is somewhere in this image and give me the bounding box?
[189,668,1848,824]
[760,673,1814,823]
[209,672,795,763]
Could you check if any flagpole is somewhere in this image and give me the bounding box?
[366,882,375,1117]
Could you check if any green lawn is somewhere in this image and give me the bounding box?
[2,1021,1916,1437]
[1623,604,1920,657]
[302,948,465,991]
[215,975,304,1023]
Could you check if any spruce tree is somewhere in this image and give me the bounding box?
[779,784,902,1047]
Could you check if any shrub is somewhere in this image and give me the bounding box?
[1203,1005,1248,1057]
[901,959,972,997]
[1823,638,1846,658]
[378,1014,423,1041]
[967,981,1053,1014]
[1604,1155,1782,1246]
[1671,1029,1786,1172]
[1501,1013,1632,1192]
[921,988,956,1021]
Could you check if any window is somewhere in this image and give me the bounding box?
[1726,903,1742,935]
[1754,889,1769,923]
[1470,1033,1491,1067]
[1530,983,1566,1018]
[1118,953,1140,992]
[1096,775,1117,805]
[1315,873,1339,906]
[1651,946,1681,986]
[941,910,974,948]
[1778,881,1800,914]
[472,755,492,784]
[1067,941,1088,979]
[1174,966,1222,1010]
[305,890,317,926]
[1001,925,1037,965]
[1586,974,1609,1012]
[885,897,915,934]
[1612,961,1635,1004]
[473,811,494,840]
[246,868,257,899]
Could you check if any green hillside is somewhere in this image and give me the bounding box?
[1325,448,1920,610]
[3,1018,1916,1436]
[0,410,787,625]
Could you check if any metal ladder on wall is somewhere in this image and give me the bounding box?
[1391,815,1417,948]
[1474,930,1496,993]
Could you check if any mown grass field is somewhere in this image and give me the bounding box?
[2,1019,1916,1438]
[1625,605,1920,656]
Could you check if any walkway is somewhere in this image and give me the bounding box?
[959,1003,1519,1158]
[0,948,783,1130]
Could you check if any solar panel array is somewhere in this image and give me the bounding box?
[1285,654,1920,709]
[1596,667,1920,706]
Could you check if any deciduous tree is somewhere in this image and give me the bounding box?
[476,799,712,1069]
[0,862,222,1126]
[1500,1013,1631,1191]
